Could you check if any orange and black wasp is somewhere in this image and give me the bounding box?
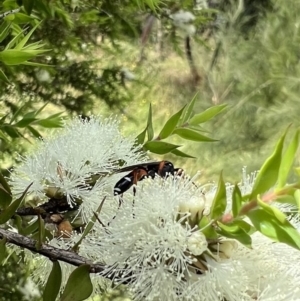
[113,161,183,195]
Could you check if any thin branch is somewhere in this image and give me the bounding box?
[0,8,21,19]
[0,227,106,274]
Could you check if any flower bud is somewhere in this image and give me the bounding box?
[187,231,208,255]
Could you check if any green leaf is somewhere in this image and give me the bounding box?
[0,171,11,196]
[295,190,300,212]
[23,0,35,15]
[247,207,300,250]
[277,130,300,189]
[43,261,62,301]
[19,217,39,235]
[146,104,154,141]
[36,214,45,249]
[15,22,40,50]
[0,23,11,43]
[189,104,227,125]
[173,128,217,142]
[60,265,93,301]
[14,117,37,127]
[34,118,63,128]
[217,221,252,247]
[0,49,47,65]
[136,127,147,145]
[232,184,242,217]
[27,125,42,138]
[210,172,226,219]
[13,12,37,23]
[250,130,286,199]
[180,92,198,125]
[72,198,106,252]
[0,184,32,224]
[0,181,13,209]
[4,28,24,50]
[143,141,180,155]
[158,106,186,139]
[1,125,20,138]
[0,238,7,264]
[170,149,195,158]
[0,68,10,83]
[198,215,218,238]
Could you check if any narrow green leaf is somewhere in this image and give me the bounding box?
[277,130,300,189]
[36,214,45,249]
[171,149,195,158]
[22,61,52,67]
[1,125,20,138]
[174,128,217,142]
[34,102,49,116]
[250,130,286,199]
[4,29,24,50]
[198,215,218,238]
[295,190,300,212]
[9,103,27,124]
[0,183,32,224]
[180,92,199,125]
[143,141,180,155]
[0,49,47,65]
[217,221,252,247]
[12,12,37,23]
[0,23,11,43]
[158,106,186,139]
[210,172,227,219]
[136,127,147,145]
[232,184,242,217]
[0,172,11,195]
[23,0,35,15]
[0,68,10,83]
[247,208,300,250]
[0,183,12,209]
[189,104,227,125]
[146,104,154,140]
[15,22,40,50]
[14,117,37,127]
[43,261,62,301]
[60,265,93,301]
[0,238,7,264]
[27,125,42,138]
[33,118,63,128]
[72,198,106,252]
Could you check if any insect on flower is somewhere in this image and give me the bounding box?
[113,161,183,195]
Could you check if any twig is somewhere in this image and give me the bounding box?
[0,227,106,274]
[0,8,21,19]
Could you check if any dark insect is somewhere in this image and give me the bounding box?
[113,161,183,195]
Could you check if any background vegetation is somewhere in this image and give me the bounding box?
[1,0,300,299]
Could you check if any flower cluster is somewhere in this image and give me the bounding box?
[91,174,300,301]
[170,10,196,36]
[9,116,147,219]
[7,116,300,301]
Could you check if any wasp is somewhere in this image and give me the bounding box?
[113,161,183,195]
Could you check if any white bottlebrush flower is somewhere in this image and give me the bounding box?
[93,169,300,301]
[18,278,41,300]
[170,10,196,24]
[170,10,196,36]
[121,67,136,80]
[9,116,147,218]
[194,0,208,11]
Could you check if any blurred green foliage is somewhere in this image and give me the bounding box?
[2,0,300,299]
